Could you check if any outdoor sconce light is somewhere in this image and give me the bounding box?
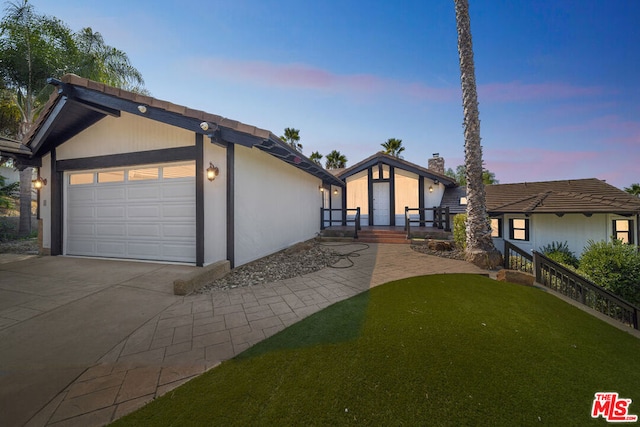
[200,122,216,132]
[333,189,338,195]
[33,177,47,190]
[429,185,434,193]
[137,105,147,114]
[206,162,219,181]
[319,186,324,192]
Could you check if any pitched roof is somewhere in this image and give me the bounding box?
[485,178,640,215]
[336,152,457,186]
[22,74,343,186]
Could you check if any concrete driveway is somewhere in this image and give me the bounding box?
[0,256,197,427]
[0,245,490,426]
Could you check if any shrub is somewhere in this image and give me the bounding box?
[539,241,579,269]
[453,213,467,250]
[579,240,640,306]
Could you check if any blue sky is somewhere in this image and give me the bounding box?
[28,0,640,188]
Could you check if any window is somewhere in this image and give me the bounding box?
[613,219,634,244]
[509,218,529,241]
[98,171,124,183]
[163,164,195,179]
[69,173,94,185]
[128,168,159,181]
[490,218,502,238]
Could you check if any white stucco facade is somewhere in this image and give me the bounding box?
[234,145,322,266]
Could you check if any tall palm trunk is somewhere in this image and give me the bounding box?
[454,0,502,268]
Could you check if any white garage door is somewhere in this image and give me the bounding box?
[65,162,196,263]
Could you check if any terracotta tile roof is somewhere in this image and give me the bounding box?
[485,178,640,215]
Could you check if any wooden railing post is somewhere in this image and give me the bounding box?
[320,207,325,230]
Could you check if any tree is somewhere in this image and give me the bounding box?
[454,0,502,268]
[309,151,323,167]
[280,127,302,153]
[0,0,145,236]
[325,150,347,169]
[445,164,499,185]
[72,27,145,93]
[381,138,404,158]
[624,183,640,198]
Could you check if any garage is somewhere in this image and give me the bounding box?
[65,162,196,263]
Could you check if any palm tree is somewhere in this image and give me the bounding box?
[1,0,146,236]
[72,27,145,93]
[325,150,347,169]
[280,127,302,153]
[381,138,404,158]
[454,0,502,268]
[309,151,323,167]
[624,183,640,198]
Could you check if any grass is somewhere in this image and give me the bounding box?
[114,274,640,426]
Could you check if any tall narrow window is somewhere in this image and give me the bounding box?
[490,218,502,238]
[509,218,529,241]
[613,219,634,244]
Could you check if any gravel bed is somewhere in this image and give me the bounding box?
[0,238,39,254]
[197,240,343,293]
[410,244,465,260]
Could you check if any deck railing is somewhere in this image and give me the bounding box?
[320,207,361,238]
[534,251,639,330]
[504,240,533,273]
[404,207,451,239]
[502,241,639,330]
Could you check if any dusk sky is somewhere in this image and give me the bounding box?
[29,0,640,188]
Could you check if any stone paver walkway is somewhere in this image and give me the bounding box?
[25,243,488,426]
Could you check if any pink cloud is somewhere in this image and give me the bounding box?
[188,57,458,102]
[484,147,635,189]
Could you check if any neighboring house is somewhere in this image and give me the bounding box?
[331,152,456,227]
[7,74,343,267]
[445,179,640,256]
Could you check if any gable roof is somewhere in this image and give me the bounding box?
[21,74,343,186]
[485,178,640,215]
[336,152,457,186]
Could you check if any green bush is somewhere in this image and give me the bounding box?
[578,240,640,306]
[539,241,579,268]
[453,213,467,250]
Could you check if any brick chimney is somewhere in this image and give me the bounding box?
[428,153,445,174]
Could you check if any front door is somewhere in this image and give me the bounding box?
[372,182,390,225]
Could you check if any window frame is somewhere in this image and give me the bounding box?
[490,217,503,238]
[509,218,530,241]
[612,219,634,244]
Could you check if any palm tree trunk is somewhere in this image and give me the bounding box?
[454,0,502,269]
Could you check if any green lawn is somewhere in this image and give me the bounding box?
[114,274,640,426]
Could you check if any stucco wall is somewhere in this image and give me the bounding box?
[394,169,418,225]
[496,213,618,256]
[346,170,369,223]
[203,142,227,265]
[234,145,322,266]
[56,112,193,160]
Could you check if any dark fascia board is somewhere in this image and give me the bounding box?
[257,137,344,187]
[43,80,343,186]
[338,153,456,187]
[28,95,70,156]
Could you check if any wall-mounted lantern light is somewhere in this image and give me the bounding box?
[429,185,434,193]
[319,186,324,192]
[206,162,219,181]
[333,188,338,195]
[33,177,47,190]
